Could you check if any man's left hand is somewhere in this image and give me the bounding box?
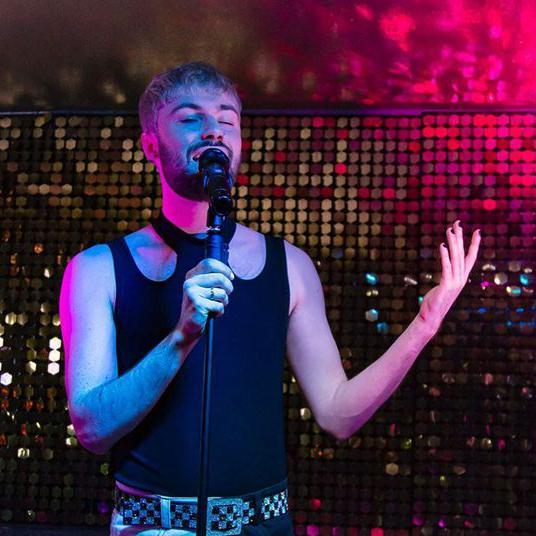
[418,220,482,334]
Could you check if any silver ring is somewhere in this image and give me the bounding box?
[209,288,215,300]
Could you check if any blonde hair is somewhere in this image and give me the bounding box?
[138,61,242,135]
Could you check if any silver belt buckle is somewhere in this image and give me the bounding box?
[206,497,243,536]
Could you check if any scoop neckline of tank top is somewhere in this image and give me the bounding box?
[122,234,269,284]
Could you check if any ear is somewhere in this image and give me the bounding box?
[140,131,159,164]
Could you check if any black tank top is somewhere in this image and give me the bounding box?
[105,220,289,497]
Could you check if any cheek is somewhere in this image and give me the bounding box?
[167,125,197,149]
[230,131,242,153]
[232,137,241,162]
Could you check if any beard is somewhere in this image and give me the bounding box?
[158,138,239,202]
[158,138,206,201]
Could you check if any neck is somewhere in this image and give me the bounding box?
[161,179,209,234]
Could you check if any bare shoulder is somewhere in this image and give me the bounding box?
[283,240,319,281]
[283,240,321,314]
[70,242,115,275]
[283,239,315,269]
[65,241,117,308]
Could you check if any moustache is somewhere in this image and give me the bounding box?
[188,141,233,163]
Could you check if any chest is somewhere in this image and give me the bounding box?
[125,230,266,282]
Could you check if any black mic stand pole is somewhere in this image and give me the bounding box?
[196,207,228,536]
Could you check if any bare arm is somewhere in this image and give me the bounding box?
[323,316,434,439]
[285,221,481,440]
[286,245,433,440]
[60,246,234,455]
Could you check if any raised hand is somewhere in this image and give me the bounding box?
[418,220,482,334]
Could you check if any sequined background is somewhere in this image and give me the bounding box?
[0,112,534,535]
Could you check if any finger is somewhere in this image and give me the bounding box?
[197,297,226,316]
[190,273,234,295]
[454,220,465,280]
[439,241,453,282]
[194,258,235,281]
[446,225,459,278]
[204,287,229,305]
[464,229,482,280]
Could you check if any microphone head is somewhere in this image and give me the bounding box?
[198,147,230,174]
[198,147,233,216]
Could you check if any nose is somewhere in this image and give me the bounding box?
[201,116,224,141]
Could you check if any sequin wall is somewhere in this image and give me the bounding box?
[0,112,534,534]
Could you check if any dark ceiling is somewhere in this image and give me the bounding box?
[1,0,535,111]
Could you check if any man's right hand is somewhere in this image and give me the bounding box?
[176,258,235,343]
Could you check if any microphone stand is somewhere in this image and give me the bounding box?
[196,207,228,536]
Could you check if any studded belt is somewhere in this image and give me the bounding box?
[114,483,289,536]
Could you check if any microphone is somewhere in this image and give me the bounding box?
[198,148,233,216]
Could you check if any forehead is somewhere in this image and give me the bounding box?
[159,86,241,119]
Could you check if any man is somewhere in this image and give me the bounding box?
[59,62,481,535]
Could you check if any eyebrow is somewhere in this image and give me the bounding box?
[168,102,240,116]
